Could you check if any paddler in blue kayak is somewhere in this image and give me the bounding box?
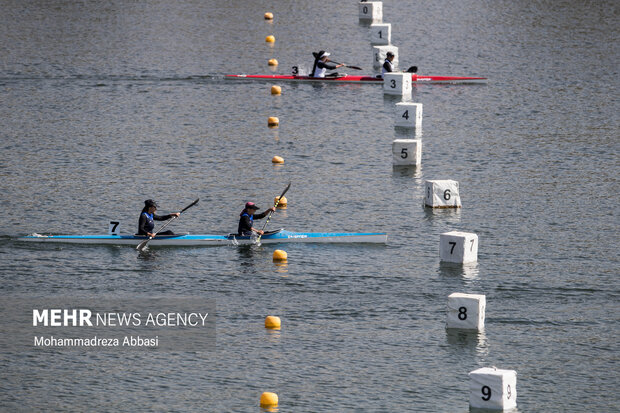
[238,202,276,236]
[311,50,345,78]
[138,199,180,237]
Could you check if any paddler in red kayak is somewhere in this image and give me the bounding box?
[381,51,395,78]
[311,50,345,78]
[237,202,276,236]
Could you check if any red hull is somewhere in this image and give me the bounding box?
[225,74,487,84]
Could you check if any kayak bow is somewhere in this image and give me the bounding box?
[18,229,388,246]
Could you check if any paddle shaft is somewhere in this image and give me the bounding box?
[331,61,362,70]
[136,198,199,251]
[256,183,291,243]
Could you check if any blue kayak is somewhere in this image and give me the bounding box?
[18,229,388,246]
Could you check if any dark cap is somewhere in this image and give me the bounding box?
[386,51,394,57]
[144,199,158,208]
[245,202,259,210]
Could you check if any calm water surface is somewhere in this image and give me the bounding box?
[1,0,618,411]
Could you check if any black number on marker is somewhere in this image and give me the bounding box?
[363,6,368,14]
[378,30,382,39]
[400,148,408,159]
[402,110,409,120]
[449,241,456,254]
[390,79,396,88]
[443,189,451,200]
[292,66,298,75]
[110,221,119,232]
[458,306,467,320]
[507,384,511,399]
[470,239,475,251]
[481,386,491,401]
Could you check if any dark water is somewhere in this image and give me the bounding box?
[1,0,618,411]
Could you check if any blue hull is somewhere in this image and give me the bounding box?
[18,229,388,246]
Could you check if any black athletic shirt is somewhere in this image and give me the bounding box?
[138,212,175,235]
[237,211,269,236]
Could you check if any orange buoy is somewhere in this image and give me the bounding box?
[271,155,284,164]
[268,117,279,127]
[260,392,278,407]
[271,85,282,95]
[274,195,287,207]
[268,58,278,66]
[272,250,287,261]
[265,35,275,43]
[264,315,281,329]
[264,12,274,20]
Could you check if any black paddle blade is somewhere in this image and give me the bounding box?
[181,198,200,213]
[345,65,362,70]
[278,182,291,200]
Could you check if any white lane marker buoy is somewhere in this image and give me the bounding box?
[370,23,391,45]
[440,231,478,263]
[384,72,411,97]
[446,293,486,331]
[469,367,517,411]
[424,180,461,208]
[395,102,422,129]
[359,1,383,23]
[392,139,421,166]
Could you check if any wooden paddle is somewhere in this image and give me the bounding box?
[256,183,291,244]
[136,198,199,251]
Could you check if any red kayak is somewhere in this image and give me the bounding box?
[225,73,487,84]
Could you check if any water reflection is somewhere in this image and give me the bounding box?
[265,328,281,345]
[273,261,288,275]
[439,261,480,280]
[136,248,159,261]
[392,165,421,179]
[383,94,410,104]
[446,329,488,357]
[394,125,422,138]
[423,206,462,220]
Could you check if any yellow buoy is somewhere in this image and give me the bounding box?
[265,35,275,43]
[264,315,281,329]
[274,195,287,207]
[272,250,287,261]
[264,12,274,20]
[268,58,278,66]
[260,392,279,407]
[271,85,281,95]
[268,116,279,127]
[271,155,284,164]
